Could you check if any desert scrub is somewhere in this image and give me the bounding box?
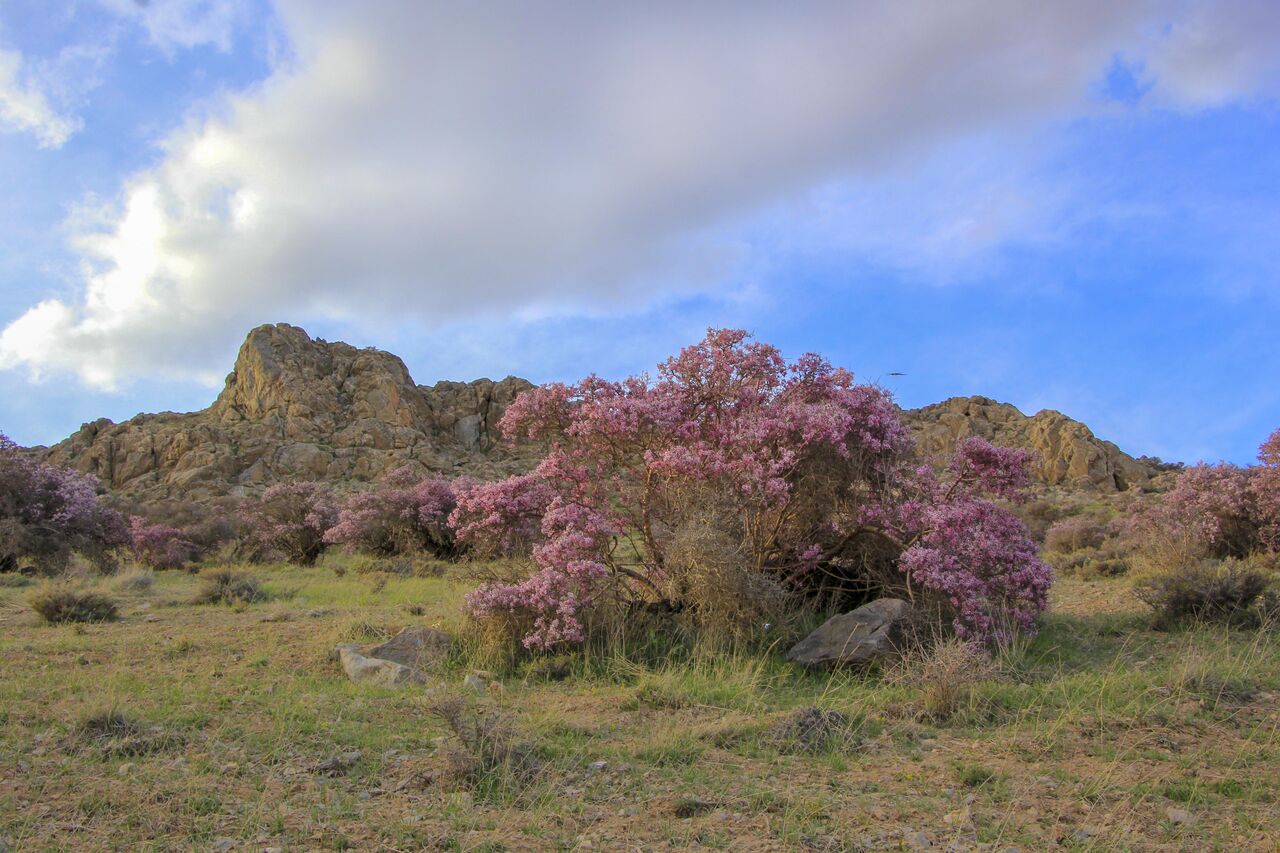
[190,567,267,605]
[28,582,120,624]
[1133,559,1269,627]
[889,637,1000,720]
[71,709,183,757]
[424,694,540,800]
[113,567,155,593]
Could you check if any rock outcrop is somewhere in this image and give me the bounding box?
[903,396,1155,492]
[38,324,1158,501]
[42,323,536,499]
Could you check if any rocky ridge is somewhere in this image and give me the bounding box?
[40,323,1160,500]
[43,323,535,499]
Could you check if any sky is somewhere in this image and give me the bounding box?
[0,1,1278,465]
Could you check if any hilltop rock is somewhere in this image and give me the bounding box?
[903,396,1154,492]
[43,323,536,499]
[39,324,1157,501]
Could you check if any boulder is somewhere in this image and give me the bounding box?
[334,644,427,687]
[786,598,912,668]
[366,627,452,670]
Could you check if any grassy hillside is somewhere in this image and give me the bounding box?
[1,564,1277,851]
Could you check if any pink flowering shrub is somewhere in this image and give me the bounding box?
[238,481,338,565]
[0,433,128,574]
[1143,429,1280,559]
[463,329,1050,649]
[449,472,555,557]
[129,517,203,570]
[325,467,462,556]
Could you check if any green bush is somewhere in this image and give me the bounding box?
[1134,560,1269,627]
[190,568,267,605]
[28,583,120,624]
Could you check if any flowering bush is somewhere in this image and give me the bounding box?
[0,433,128,574]
[238,481,338,565]
[129,517,202,570]
[463,329,1050,648]
[1141,429,1280,559]
[449,472,555,557]
[325,467,462,556]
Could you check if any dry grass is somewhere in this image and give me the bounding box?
[112,567,154,593]
[888,637,1001,720]
[0,568,1278,851]
[190,567,268,605]
[27,582,119,624]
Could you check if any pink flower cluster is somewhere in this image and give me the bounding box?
[129,516,202,569]
[900,499,1050,643]
[325,466,461,556]
[450,472,555,557]
[239,481,338,565]
[1150,428,1280,556]
[461,329,1051,648]
[0,433,127,573]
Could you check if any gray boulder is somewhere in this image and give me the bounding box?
[334,643,427,687]
[786,598,913,668]
[367,626,452,670]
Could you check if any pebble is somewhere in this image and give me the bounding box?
[210,840,235,852]
[905,829,932,849]
[462,673,486,692]
[1166,807,1194,825]
[588,760,608,772]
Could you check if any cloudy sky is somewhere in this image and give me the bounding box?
[1,0,1278,464]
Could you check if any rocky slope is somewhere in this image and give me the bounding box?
[43,324,535,499]
[903,396,1155,492]
[40,323,1159,500]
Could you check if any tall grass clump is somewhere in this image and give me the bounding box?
[190,568,267,605]
[28,582,120,624]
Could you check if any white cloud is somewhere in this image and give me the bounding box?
[4,0,1280,388]
[0,47,81,147]
[96,0,249,54]
[1142,0,1280,106]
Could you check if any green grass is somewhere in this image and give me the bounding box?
[0,567,1278,850]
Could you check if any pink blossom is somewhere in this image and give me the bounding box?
[0,433,127,573]
[458,329,1049,647]
[239,481,338,565]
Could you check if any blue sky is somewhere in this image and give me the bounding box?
[0,1,1278,465]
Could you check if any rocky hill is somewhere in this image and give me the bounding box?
[42,324,536,499]
[903,396,1156,492]
[39,323,1160,500]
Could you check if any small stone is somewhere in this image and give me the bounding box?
[117,763,133,776]
[906,829,931,849]
[143,614,159,623]
[210,840,235,853]
[589,760,608,772]
[462,673,486,692]
[1166,807,1194,825]
[315,750,363,775]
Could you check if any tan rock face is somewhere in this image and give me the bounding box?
[41,325,1155,501]
[43,323,536,499]
[903,396,1154,491]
